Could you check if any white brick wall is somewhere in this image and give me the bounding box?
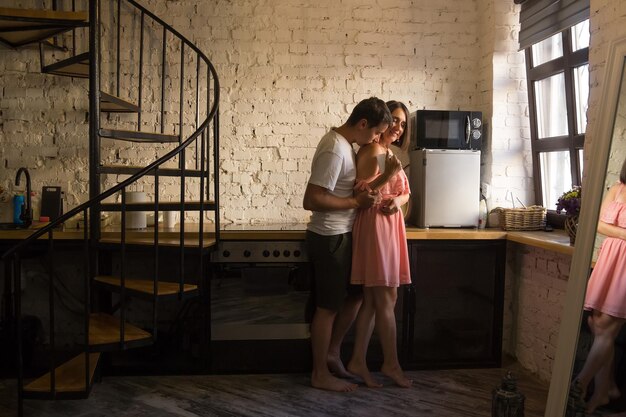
[586,0,626,178]
[0,0,530,224]
[504,243,571,382]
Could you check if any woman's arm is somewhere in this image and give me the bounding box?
[303,183,379,211]
[355,143,401,191]
[596,183,626,239]
[380,192,410,215]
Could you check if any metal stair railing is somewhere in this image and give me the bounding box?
[2,1,220,416]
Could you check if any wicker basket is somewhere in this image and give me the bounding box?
[497,206,546,231]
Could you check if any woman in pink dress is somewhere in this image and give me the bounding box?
[576,158,626,412]
[347,100,412,388]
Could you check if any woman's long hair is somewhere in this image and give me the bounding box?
[621,157,626,184]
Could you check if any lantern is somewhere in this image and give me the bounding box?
[492,371,525,417]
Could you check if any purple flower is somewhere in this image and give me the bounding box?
[556,186,582,216]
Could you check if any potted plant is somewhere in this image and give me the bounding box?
[556,186,582,245]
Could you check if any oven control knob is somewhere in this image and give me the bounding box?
[263,250,270,257]
[294,250,301,257]
[222,250,231,258]
[283,250,290,257]
[273,250,280,257]
[243,250,251,258]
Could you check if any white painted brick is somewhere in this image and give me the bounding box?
[1,0,532,231]
[289,43,308,54]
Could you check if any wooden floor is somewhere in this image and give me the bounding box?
[0,359,550,417]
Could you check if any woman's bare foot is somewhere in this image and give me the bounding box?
[586,392,610,414]
[609,385,621,400]
[311,371,358,392]
[327,355,353,378]
[381,364,413,388]
[347,360,382,388]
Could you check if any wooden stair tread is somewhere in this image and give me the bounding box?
[0,8,87,47]
[94,276,197,296]
[89,313,151,346]
[100,92,139,113]
[99,164,205,177]
[0,7,88,22]
[42,51,89,78]
[99,128,179,143]
[24,352,99,393]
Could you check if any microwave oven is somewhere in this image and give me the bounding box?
[410,110,482,150]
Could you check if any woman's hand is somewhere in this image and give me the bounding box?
[356,188,381,208]
[382,152,401,179]
[380,197,401,215]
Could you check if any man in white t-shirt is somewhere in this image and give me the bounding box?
[303,97,399,392]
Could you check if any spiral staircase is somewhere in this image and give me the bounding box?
[0,1,220,416]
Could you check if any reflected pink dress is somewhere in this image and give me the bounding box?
[584,183,626,318]
[350,168,411,287]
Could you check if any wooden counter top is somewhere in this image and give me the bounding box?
[0,224,218,247]
[403,228,572,255]
[506,229,574,255]
[0,223,574,255]
[0,222,86,240]
[404,228,507,240]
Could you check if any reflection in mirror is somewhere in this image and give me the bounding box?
[570,126,626,413]
[545,39,626,416]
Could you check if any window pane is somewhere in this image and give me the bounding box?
[532,32,563,67]
[534,73,568,138]
[540,151,572,210]
[574,64,589,134]
[578,149,584,179]
[571,19,590,51]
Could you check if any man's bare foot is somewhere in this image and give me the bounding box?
[347,360,382,388]
[311,371,358,392]
[381,364,413,388]
[327,355,353,378]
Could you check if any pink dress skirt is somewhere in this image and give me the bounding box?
[350,169,411,287]
[584,184,626,318]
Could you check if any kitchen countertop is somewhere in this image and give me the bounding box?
[505,229,573,255]
[0,222,574,255]
[216,224,573,255]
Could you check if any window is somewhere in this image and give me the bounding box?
[525,19,589,210]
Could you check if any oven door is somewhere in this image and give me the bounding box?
[209,262,313,372]
[211,264,312,340]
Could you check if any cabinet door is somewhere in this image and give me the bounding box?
[405,240,505,368]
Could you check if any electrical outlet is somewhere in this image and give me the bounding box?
[481,182,491,199]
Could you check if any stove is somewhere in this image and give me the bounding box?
[211,240,308,263]
[212,223,309,263]
[209,223,312,369]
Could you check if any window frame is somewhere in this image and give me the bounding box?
[525,27,589,208]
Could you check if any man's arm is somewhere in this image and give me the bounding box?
[303,183,378,211]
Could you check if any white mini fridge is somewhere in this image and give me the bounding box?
[409,149,480,228]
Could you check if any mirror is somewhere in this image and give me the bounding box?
[545,37,626,416]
